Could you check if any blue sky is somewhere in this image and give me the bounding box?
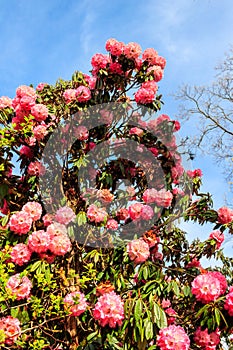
[1,0,233,257]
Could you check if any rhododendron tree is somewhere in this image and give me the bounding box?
[0,38,233,350]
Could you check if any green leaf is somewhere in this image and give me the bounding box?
[214,308,221,326]
[30,260,42,272]
[144,319,153,340]
[10,307,19,318]
[134,299,143,322]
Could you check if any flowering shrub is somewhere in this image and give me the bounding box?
[0,38,233,349]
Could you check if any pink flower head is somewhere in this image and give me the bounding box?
[147,65,164,82]
[31,104,48,122]
[75,86,91,103]
[22,201,42,221]
[74,125,89,140]
[128,203,143,220]
[8,211,32,235]
[186,257,201,269]
[97,189,114,203]
[91,53,110,70]
[156,325,190,350]
[124,42,142,60]
[224,289,233,316]
[42,213,54,226]
[105,38,125,56]
[55,206,76,225]
[64,291,88,316]
[18,95,36,110]
[141,205,154,220]
[99,109,113,124]
[10,243,31,266]
[208,271,227,294]
[27,161,46,176]
[141,80,158,93]
[187,168,203,178]
[153,55,166,69]
[135,87,155,104]
[49,232,71,256]
[93,291,124,328]
[63,88,77,104]
[143,188,173,207]
[191,272,224,303]
[217,206,233,224]
[16,85,37,99]
[87,204,108,223]
[106,219,118,230]
[127,238,150,265]
[209,230,224,249]
[161,299,171,309]
[33,123,48,141]
[117,208,129,221]
[129,127,144,137]
[142,48,158,65]
[28,230,50,253]
[0,96,12,109]
[36,82,47,91]
[194,327,220,349]
[6,274,32,300]
[109,62,123,75]
[0,316,21,345]
[19,145,34,158]
[173,120,181,132]
[47,222,68,238]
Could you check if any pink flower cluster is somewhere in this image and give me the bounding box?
[87,204,108,223]
[46,222,71,256]
[6,274,32,300]
[27,161,46,176]
[127,238,150,265]
[186,168,203,178]
[10,243,31,266]
[54,206,76,225]
[12,85,37,123]
[208,230,224,249]
[64,291,88,316]
[97,189,115,204]
[93,291,124,328]
[194,327,220,350]
[0,96,12,109]
[8,201,42,235]
[156,325,190,350]
[217,206,233,224]
[143,188,173,207]
[63,86,91,104]
[74,125,89,141]
[191,271,227,303]
[128,203,153,221]
[0,316,21,345]
[224,286,233,316]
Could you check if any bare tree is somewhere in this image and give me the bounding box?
[175,47,233,186]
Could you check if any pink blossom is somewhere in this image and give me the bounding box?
[63,88,77,103]
[106,219,118,230]
[18,95,36,110]
[173,120,181,131]
[143,188,173,207]
[191,272,223,303]
[186,257,201,269]
[217,206,233,224]
[97,189,114,203]
[47,222,68,237]
[187,168,203,178]
[117,208,129,221]
[10,243,31,266]
[31,104,48,122]
[28,230,50,253]
[49,233,71,256]
[194,327,220,349]
[99,109,113,124]
[64,291,88,316]
[36,82,47,91]
[147,65,164,82]
[6,274,32,300]
[161,299,171,309]
[42,213,54,226]
[149,147,159,156]
[8,211,32,235]
[142,188,158,203]
[105,38,125,56]
[91,53,110,70]
[0,198,9,215]
[0,316,21,345]
[87,204,108,223]
[109,62,123,74]
[33,123,48,140]
[16,85,37,99]
[127,238,150,264]
[224,289,233,316]
[55,206,76,225]
[0,96,12,109]
[19,145,34,158]
[27,161,46,176]
[156,325,190,350]
[141,205,154,220]
[93,291,124,328]
[129,127,144,137]
[83,74,97,90]
[209,230,224,249]
[141,80,158,93]
[124,42,141,59]
[22,201,42,221]
[142,48,158,65]
[128,203,143,220]
[153,55,166,69]
[135,88,155,104]
[75,86,91,102]
[74,125,89,140]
